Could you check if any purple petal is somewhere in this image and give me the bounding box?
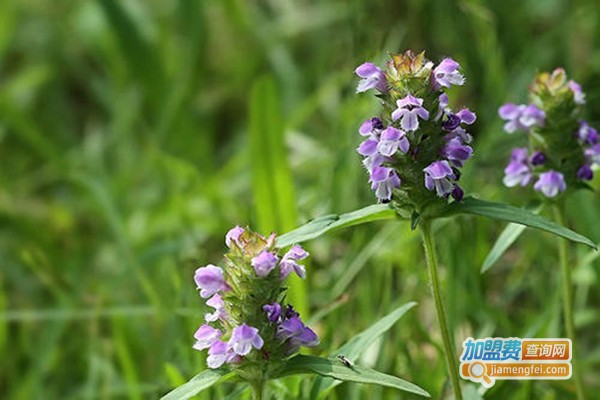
[355,62,380,78]
[357,139,379,156]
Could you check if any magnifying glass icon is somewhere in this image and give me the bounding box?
[468,361,492,385]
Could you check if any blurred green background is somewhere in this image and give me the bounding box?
[1,0,600,399]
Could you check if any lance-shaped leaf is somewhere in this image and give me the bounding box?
[276,204,397,248]
[448,197,596,250]
[481,202,544,273]
[277,355,430,397]
[160,369,234,400]
[311,302,417,398]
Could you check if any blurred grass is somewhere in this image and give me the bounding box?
[0,0,599,399]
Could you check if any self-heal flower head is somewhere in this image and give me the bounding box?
[355,62,387,93]
[193,227,319,374]
[228,324,264,356]
[251,250,278,277]
[534,171,566,198]
[369,166,401,202]
[194,265,229,298]
[500,69,600,199]
[354,51,477,212]
[193,324,222,350]
[433,58,465,89]
[391,94,430,131]
[377,127,409,156]
[498,103,545,133]
[423,160,456,197]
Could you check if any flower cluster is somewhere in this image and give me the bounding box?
[355,51,476,216]
[193,226,318,377]
[499,68,598,198]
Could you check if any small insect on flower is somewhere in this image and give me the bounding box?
[337,354,354,368]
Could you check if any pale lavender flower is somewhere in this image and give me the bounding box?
[206,340,229,369]
[251,250,279,277]
[369,166,401,201]
[225,226,245,248]
[577,165,593,181]
[205,294,227,322]
[276,316,320,347]
[568,80,586,105]
[436,92,450,120]
[433,58,465,89]
[279,245,309,279]
[263,302,282,322]
[585,144,600,164]
[195,265,229,298]
[355,63,387,93]
[534,170,566,197]
[577,120,599,145]
[423,160,455,197]
[359,117,384,136]
[442,137,473,167]
[228,324,264,356]
[503,161,532,187]
[456,108,476,125]
[377,127,409,156]
[391,94,430,131]
[357,139,379,157]
[510,147,529,163]
[499,103,545,133]
[193,324,222,350]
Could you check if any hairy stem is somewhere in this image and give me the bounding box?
[553,204,585,400]
[420,220,462,400]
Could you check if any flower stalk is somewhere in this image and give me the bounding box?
[420,220,462,400]
[553,204,585,400]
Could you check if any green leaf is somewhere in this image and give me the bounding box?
[450,197,597,250]
[276,204,397,248]
[311,302,417,398]
[481,203,544,273]
[278,355,429,397]
[160,369,233,400]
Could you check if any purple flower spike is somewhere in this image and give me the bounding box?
[369,166,401,201]
[357,139,379,156]
[530,151,546,166]
[193,324,222,351]
[577,165,593,181]
[228,324,264,356]
[280,245,309,279]
[568,80,586,105]
[206,340,228,369]
[499,103,545,133]
[205,294,228,322]
[194,265,229,298]
[251,250,279,277]
[577,121,599,145]
[355,62,387,93]
[534,170,566,197]
[423,160,455,197]
[263,302,282,322]
[442,137,473,167]
[225,226,245,248]
[391,94,430,131]
[377,127,409,156]
[433,58,465,89]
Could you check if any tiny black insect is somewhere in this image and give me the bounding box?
[337,355,353,367]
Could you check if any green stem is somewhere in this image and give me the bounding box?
[251,378,265,400]
[420,220,462,400]
[553,204,585,400]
